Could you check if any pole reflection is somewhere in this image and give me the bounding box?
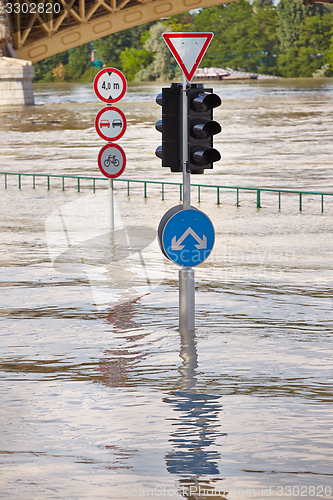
[164,330,226,497]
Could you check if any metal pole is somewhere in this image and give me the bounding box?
[179,268,195,333]
[182,73,190,210]
[257,189,261,209]
[109,178,114,230]
[106,98,115,232]
[179,73,195,334]
[178,327,198,391]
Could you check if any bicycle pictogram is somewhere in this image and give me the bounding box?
[104,155,120,168]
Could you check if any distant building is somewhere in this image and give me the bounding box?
[194,67,280,81]
[193,67,231,80]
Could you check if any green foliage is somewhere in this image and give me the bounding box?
[66,44,91,81]
[33,51,68,82]
[141,30,151,45]
[276,0,333,77]
[328,29,333,72]
[93,28,138,69]
[93,24,153,70]
[32,0,333,83]
[120,48,153,81]
[249,2,280,74]
[163,11,195,32]
[277,0,305,52]
[33,44,93,82]
[193,0,279,74]
[77,66,102,83]
[135,23,182,81]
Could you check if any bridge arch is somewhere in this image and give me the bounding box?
[9,0,237,63]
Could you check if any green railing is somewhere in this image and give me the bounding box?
[1,171,333,213]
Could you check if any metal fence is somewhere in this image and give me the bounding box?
[1,171,333,213]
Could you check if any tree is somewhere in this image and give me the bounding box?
[120,47,153,81]
[93,28,137,69]
[52,63,66,81]
[163,11,195,32]
[250,1,280,74]
[33,51,69,82]
[277,0,305,52]
[193,0,279,74]
[277,0,333,77]
[66,44,91,80]
[328,28,333,72]
[93,24,153,70]
[135,23,182,81]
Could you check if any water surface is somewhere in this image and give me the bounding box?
[0,78,333,499]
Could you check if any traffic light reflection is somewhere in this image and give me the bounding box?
[163,330,225,479]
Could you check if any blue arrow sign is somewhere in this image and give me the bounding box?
[162,209,215,267]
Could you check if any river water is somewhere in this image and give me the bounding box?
[0,78,333,499]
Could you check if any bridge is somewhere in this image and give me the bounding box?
[3,0,237,63]
[2,0,331,63]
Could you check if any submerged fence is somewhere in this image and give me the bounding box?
[1,171,333,213]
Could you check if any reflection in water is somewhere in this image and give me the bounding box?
[104,444,138,470]
[164,391,222,476]
[105,296,145,332]
[164,331,226,492]
[99,298,150,387]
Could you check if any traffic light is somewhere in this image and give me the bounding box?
[155,83,182,172]
[187,84,221,174]
[155,82,221,174]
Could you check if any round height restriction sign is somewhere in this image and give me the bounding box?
[98,143,126,178]
[95,107,127,142]
[93,68,127,103]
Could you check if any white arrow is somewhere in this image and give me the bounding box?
[171,227,207,250]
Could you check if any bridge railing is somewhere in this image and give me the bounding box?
[1,171,332,213]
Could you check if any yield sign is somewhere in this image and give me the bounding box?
[162,32,213,81]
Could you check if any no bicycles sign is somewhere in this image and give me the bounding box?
[97,143,126,179]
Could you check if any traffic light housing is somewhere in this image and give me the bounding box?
[155,83,182,172]
[155,82,221,174]
[187,84,221,174]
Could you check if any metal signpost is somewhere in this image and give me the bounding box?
[93,68,127,230]
[157,32,220,333]
[162,208,215,332]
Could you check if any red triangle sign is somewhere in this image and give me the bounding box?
[162,32,213,82]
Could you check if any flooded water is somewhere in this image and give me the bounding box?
[0,78,333,499]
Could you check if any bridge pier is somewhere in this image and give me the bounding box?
[0,57,34,106]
